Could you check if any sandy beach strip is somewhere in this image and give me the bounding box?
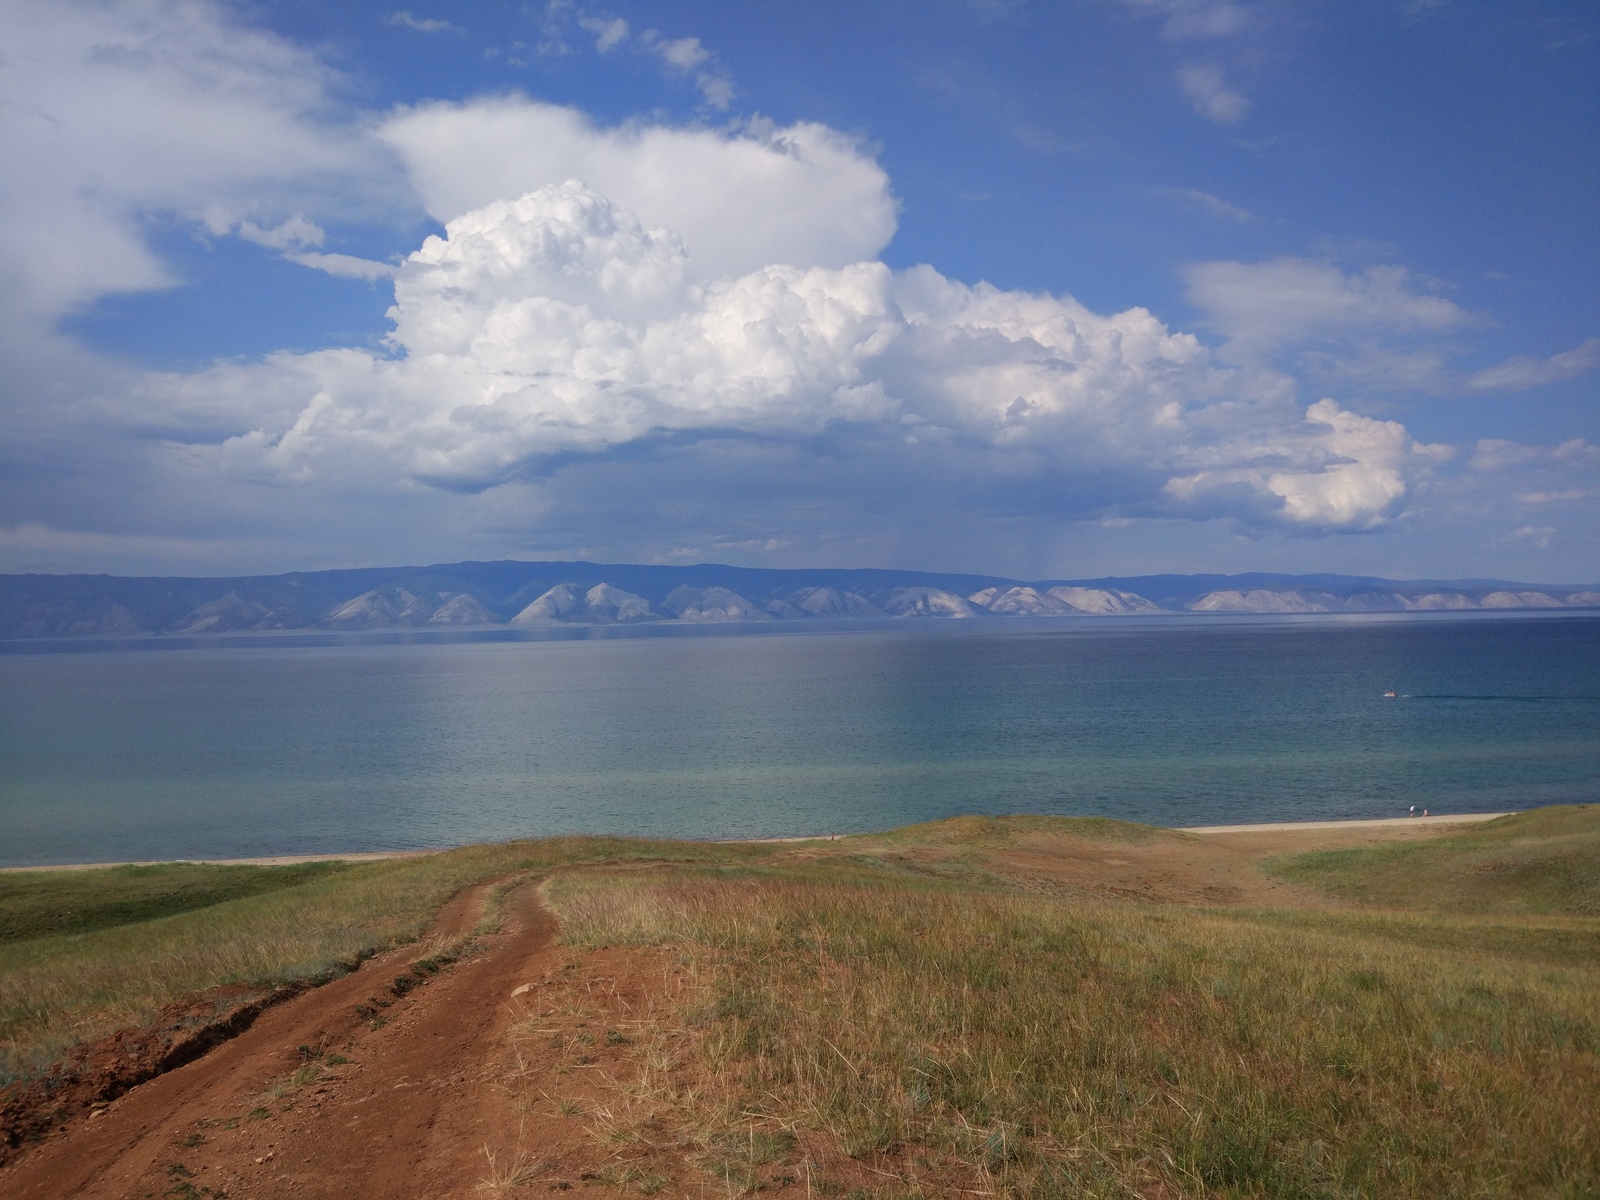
[0,812,1515,871]
[1180,812,1511,834]
[0,849,434,873]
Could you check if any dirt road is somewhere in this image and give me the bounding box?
[3,877,562,1199]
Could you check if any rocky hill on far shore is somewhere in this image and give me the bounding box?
[1,561,1595,638]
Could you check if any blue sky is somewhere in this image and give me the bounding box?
[1,0,1596,581]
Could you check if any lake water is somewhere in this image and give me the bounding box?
[1,614,1597,865]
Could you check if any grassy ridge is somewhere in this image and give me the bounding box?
[0,861,354,944]
[548,864,1600,1197]
[1265,805,1600,915]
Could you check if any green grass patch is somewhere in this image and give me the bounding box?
[0,860,354,944]
[1226,907,1600,968]
[1267,804,1600,916]
[862,812,1176,849]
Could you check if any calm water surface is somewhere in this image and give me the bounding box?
[1,615,1596,864]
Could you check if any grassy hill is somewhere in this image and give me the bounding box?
[3,809,1597,1196]
[1264,804,1600,915]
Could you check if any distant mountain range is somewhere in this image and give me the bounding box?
[2,561,1596,638]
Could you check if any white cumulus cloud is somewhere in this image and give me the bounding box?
[189,181,1435,535]
[377,98,896,281]
[1175,64,1250,123]
[1163,400,1444,530]
[579,17,630,53]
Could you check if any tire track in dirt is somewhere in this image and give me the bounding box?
[1,875,562,1199]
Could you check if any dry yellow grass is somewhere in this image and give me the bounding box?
[546,862,1600,1198]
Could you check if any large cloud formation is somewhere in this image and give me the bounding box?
[207,179,1435,534]
[0,0,1593,578]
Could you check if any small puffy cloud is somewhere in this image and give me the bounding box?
[695,73,737,110]
[579,16,629,52]
[236,214,325,250]
[1471,437,1599,472]
[1467,336,1600,391]
[1184,257,1472,358]
[1154,187,1257,222]
[388,11,454,34]
[1124,0,1254,40]
[1513,524,1557,550]
[287,252,396,280]
[377,98,897,280]
[638,30,733,108]
[1176,64,1250,123]
[646,33,711,71]
[1162,400,1439,531]
[207,212,391,278]
[1125,4,1258,128]
[1515,489,1591,505]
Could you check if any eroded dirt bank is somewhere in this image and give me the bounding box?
[1,877,561,1199]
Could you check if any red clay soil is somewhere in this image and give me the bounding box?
[0,978,310,1163]
[0,875,561,1199]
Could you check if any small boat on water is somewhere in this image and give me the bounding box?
[1383,690,1397,698]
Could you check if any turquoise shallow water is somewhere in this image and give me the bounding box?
[1,614,1596,865]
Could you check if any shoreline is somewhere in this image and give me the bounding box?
[1180,812,1509,834]
[0,811,1514,872]
[5,606,1597,657]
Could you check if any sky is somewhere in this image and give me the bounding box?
[1,0,1596,583]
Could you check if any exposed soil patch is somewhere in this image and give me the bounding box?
[0,874,531,1198]
[0,979,309,1164]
